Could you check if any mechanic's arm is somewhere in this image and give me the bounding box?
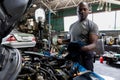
[57,39,70,44]
[81,34,98,51]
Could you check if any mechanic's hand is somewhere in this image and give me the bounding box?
[80,46,89,51]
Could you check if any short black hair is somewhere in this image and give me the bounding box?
[78,1,89,8]
[77,1,90,11]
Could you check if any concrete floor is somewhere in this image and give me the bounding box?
[94,60,120,80]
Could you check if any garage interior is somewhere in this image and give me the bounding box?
[15,0,120,62]
[17,0,120,53]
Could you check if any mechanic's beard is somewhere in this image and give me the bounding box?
[78,16,84,22]
[79,15,87,22]
[78,14,84,22]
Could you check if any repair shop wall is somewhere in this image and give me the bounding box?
[50,3,120,32]
[50,14,64,32]
[50,7,76,31]
[50,4,97,32]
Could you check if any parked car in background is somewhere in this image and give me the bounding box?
[1,29,36,48]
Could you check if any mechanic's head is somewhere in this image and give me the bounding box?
[77,2,90,22]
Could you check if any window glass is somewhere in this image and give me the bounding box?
[64,10,120,31]
[116,10,120,30]
[64,14,92,31]
[64,16,78,31]
[93,11,115,31]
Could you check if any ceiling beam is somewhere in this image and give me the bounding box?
[40,0,56,14]
[71,0,77,6]
[53,2,60,10]
[103,0,120,5]
[65,0,72,7]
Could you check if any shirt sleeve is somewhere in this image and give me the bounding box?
[90,22,99,36]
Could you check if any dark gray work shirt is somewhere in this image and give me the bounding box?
[69,19,99,45]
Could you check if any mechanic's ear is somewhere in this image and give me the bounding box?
[88,4,92,13]
[88,10,92,14]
